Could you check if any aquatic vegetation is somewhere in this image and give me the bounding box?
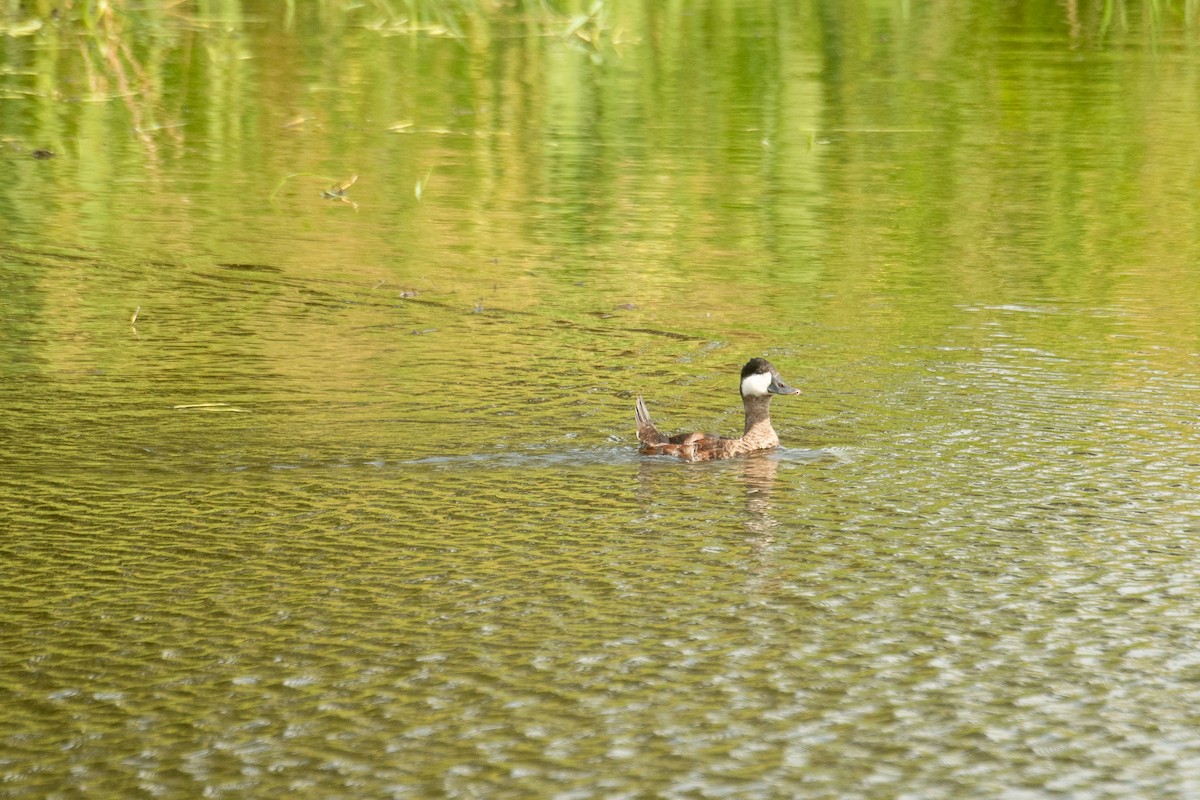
[268,173,360,210]
[320,174,360,209]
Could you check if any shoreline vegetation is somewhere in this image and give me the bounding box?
[3,0,1200,338]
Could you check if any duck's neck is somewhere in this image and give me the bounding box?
[742,394,778,444]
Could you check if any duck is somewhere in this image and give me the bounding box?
[635,357,801,462]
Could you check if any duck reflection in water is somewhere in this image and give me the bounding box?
[740,452,780,532]
[633,448,783,544]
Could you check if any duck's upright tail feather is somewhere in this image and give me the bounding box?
[635,396,667,445]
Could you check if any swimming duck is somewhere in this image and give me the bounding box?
[635,357,801,462]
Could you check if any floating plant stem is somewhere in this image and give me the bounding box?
[415,168,433,201]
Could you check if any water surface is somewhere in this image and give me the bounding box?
[4,2,1200,798]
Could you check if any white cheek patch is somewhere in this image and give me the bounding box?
[741,372,772,397]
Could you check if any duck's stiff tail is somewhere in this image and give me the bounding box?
[635,396,667,445]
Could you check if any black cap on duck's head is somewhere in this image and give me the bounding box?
[740,357,801,397]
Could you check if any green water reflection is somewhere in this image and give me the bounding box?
[5,1,1200,797]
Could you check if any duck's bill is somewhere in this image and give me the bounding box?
[768,377,801,395]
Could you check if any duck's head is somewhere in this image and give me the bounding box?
[740,357,801,397]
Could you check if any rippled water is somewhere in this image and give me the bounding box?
[5,2,1200,798]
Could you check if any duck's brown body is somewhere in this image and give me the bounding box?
[635,358,800,463]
